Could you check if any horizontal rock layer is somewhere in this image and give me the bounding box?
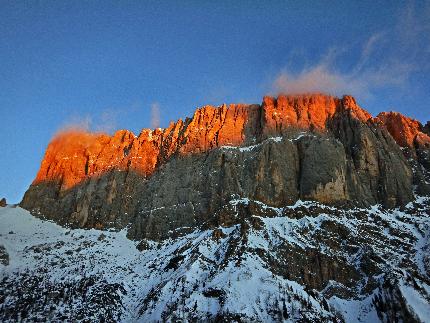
[21,94,430,240]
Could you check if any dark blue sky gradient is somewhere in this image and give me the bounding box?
[1,1,429,202]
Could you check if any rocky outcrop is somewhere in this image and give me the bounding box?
[0,198,6,207]
[377,112,430,195]
[21,94,429,240]
[261,94,370,135]
[0,245,9,265]
[26,94,372,192]
[377,112,430,152]
[3,196,430,322]
[424,121,430,135]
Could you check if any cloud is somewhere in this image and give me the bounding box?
[272,59,414,98]
[57,101,144,136]
[150,103,161,129]
[272,40,415,98]
[271,1,429,98]
[352,32,385,74]
[59,109,118,135]
[273,64,361,97]
[95,109,118,134]
[59,115,92,132]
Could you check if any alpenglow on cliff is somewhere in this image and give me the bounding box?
[1,93,428,322]
[21,94,429,239]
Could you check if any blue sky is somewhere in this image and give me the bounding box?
[1,1,429,203]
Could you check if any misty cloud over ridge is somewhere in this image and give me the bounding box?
[271,1,430,98]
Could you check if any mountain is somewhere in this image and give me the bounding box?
[1,94,430,322]
[20,94,430,238]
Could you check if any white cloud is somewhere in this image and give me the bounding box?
[273,64,363,97]
[271,2,429,98]
[150,103,161,129]
[60,115,92,132]
[272,43,414,98]
[95,109,118,134]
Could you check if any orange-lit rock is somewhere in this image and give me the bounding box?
[34,102,265,190]
[261,94,338,133]
[34,130,110,190]
[377,112,430,148]
[261,94,371,136]
[23,93,430,237]
[32,94,420,194]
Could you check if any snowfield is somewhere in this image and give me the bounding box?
[1,197,430,322]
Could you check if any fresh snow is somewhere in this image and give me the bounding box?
[219,132,319,154]
[1,195,430,322]
[400,282,430,322]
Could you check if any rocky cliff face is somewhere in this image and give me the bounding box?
[377,111,430,195]
[21,94,429,241]
[7,93,430,322]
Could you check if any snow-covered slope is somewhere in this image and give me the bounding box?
[1,198,430,322]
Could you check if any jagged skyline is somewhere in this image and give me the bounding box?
[1,1,429,202]
[13,91,430,321]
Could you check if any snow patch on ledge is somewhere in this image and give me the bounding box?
[220,136,283,152]
[220,132,316,152]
